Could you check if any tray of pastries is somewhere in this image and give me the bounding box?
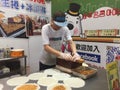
[72,66,97,79]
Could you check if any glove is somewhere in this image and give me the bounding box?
[59,52,73,61]
[72,53,81,61]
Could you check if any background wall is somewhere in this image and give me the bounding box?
[28,36,42,73]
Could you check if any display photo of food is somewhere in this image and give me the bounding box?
[26,15,49,36]
[0,10,26,38]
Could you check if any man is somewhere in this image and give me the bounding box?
[39,11,84,70]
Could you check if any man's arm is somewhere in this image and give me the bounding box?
[44,44,73,61]
[68,40,84,62]
[67,40,77,55]
[44,44,61,57]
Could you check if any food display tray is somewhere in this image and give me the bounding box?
[72,66,97,79]
[55,65,73,74]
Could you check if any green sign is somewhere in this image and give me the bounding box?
[52,0,120,15]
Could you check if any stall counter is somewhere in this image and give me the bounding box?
[0,68,108,90]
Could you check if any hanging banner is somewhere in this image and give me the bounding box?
[0,0,50,38]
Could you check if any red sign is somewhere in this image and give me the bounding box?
[30,0,45,4]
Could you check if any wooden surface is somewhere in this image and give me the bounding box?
[72,37,120,43]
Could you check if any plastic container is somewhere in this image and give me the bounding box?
[10,49,24,57]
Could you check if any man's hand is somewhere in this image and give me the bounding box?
[72,53,82,62]
[59,52,73,61]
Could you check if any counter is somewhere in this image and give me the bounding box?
[0,68,109,90]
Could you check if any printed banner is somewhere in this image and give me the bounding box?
[0,0,50,38]
[74,41,120,69]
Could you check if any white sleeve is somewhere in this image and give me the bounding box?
[41,25,49,45]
